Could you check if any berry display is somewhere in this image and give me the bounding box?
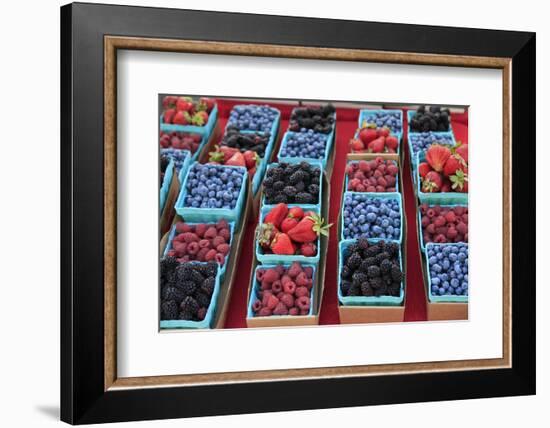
[360,111,402,134]
[427,243,468,296]
[160,260,219,321]
[183,163,246,209]
[256,203,331,257]
[263,162,321,205]
[159,131,202,153]
[419,204,468,245]
[221,126,271,158]
[349,124,399,153]
[409,133,455,159]
[288,104,335,134]
[161,96,215,126]
[279,130,329,160]
[342,194,401,240]
[160,155,170,188]
[227,105,279,132]
[165,218,233,265]
[419,143,468,193]
[251,262,314,316]
[160,148,189,173]
[409,105,451,132]
[340,238,402,297]
[345,157,399,192]
[208,145,260,178]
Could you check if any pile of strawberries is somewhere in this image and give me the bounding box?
[252,262,314,316]
[162,96,215,126]
[166,219,232,265]
[207,145,259,177]
[160,131,202,153]
[419,204,468,244]
[345,158,399,192]
[349,124,399,153]
[256,204,331,256]
[419,143,468,193]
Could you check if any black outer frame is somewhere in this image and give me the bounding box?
[60,2,535,424]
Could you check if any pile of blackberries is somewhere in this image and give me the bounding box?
[340,239,403,298]
[289,104,336,134]
[409,105,451,132]
[222,126,271,158]
[160,258,218,321]
[263,161,321,204]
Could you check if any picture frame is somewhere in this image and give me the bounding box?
[61,2,535,424]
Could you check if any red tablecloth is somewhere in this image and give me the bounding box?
[215,100,468,328]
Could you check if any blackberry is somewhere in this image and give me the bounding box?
[161,300,179,320]
[361,282,373,296]
[201,277,216,296]
[364,245,380,258]
[289,170,307,184]
[273,193,288,204]
[308,184,319,195]
[195,290,211,308]
[294,181,306,192]
[380,259,393,274]
[295,192,314,204]
[341,265,352,279]
[358,260,370,273]
[352,271,368,286]
[357,238,370,251]
[263,177,274,188]
[284,186,297,197]
[386,242,399,256]
[179,309,194,320]
[389,286,400,297]
[347,242,359,254]
[375,286,388,297]
[341,280,351,296]
[160,256,179,275]
[180,296,199,317]
[348,283,361,296]
[367,265,381,278]
[375,251,391,264]
[370,277,383,289]
[391,265,403,282]
[345,252,362,269]
[310,175,320,185]
[162,286,186,303]
[196,262,218,278]
[177,280,196,296]
[273,181,285,191]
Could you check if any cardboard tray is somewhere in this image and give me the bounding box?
[244,171,331,328]
[337,155,408,324]
[159,170,179,237]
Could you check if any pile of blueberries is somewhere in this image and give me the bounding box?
[342,194,401,241]
[183,163,245,209]
[161,148,189,172]
[361,111,402,134]
[427,243,468,297]
[227,105,279,133]
[279,130,329,160]
[409,133,455,158]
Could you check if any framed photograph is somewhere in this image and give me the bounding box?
[61,2,535,424]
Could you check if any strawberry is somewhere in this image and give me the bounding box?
[199,97,216,112]
[377,127,390,138]
[440,178,452,193]
[422,171,443,193]
[191,111,209,126]
[359,127,378,144]
[287,207,304,219]
[280,217,299,233]
[176,97,193,112]
[270,233,295,255]
[368,137,385,153]
[287,213,331,243]
[350,138,364,152]
[225,151,246,167]
[243,150,259,169]
[219,146,239,162]
[385,135,398,150]
[455,142,468,163]
[300,242,317,257]
[162,96,178,109]
[426,144,451,172]
[450,170,468,192]
[163,108,176,124]
[263,203,288,228]
[172,110,191,125]
[443,154,467,177]
[256,223,278,249]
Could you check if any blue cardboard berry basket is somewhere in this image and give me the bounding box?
[255,205,322,265]
[174,162,248,225]
[358,109,403,138]
[160,104,218,136]
[160,148,192,184]
[407,131,456,171]
[337,239,404,306]
[340,192,403,243]
[417,204,468,252]
[344,160,400,193]
[276,122,336,170]
[247,263,316,318]
[159,261,223,329]
[261,158,324,213]
[162,221,236,281]
[407,109,454,138]
[415,152,468,205]
[424,243,469,303]
[160,159,174,213]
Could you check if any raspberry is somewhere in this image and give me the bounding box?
[454,206,465,216]
[182,232,199,243]
[276,291,285,300]
[287,261,302,278]
[280,274,292,286]
[462,214,468,223]
[175,222,193,233]
[282,280,296,294]
[167,249,177,257]
[273,302,289,315]
[262,268,280,283]
[198,239,211,249]
[266,294,279,310]
[377,177,387,187]
[196,247,209,261]
[295,286,309,298]
[215,253,225,265]
[280,293,294,308]
[296,296,310,311]
[204,227,217,239]
[261,290,272,306]
[434,234,447,243]
[456,222,467,235]
[275,265,286,276]
[252,300,262,312]
[260,280,271,291]
[194,223,207,238]
[426,208,436,218]
[434,216,446,227]
[435,226,447,235]
[217,243,230,255]
[173,242,187,256]
[256,269,265,281]
[211,235,226,247]
[446,227,458,239]
[219,228,231,241]
[295,272,309,287]
[216,218,229,230]
[303,266,313,278]
[258,307,272,317]
[358,160,369,172]
[426,224,436,235]
[288,307,299,316]
[444,211,456,223]
[204,249,217,261]
[272,280,283,294]
[299,309,309,315]
[421,216,430,227]
[187,241,199,255]
[366,185,376,192]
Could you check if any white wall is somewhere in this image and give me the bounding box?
[0,0,546,427]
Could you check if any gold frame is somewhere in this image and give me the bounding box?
[104,36,512,391]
